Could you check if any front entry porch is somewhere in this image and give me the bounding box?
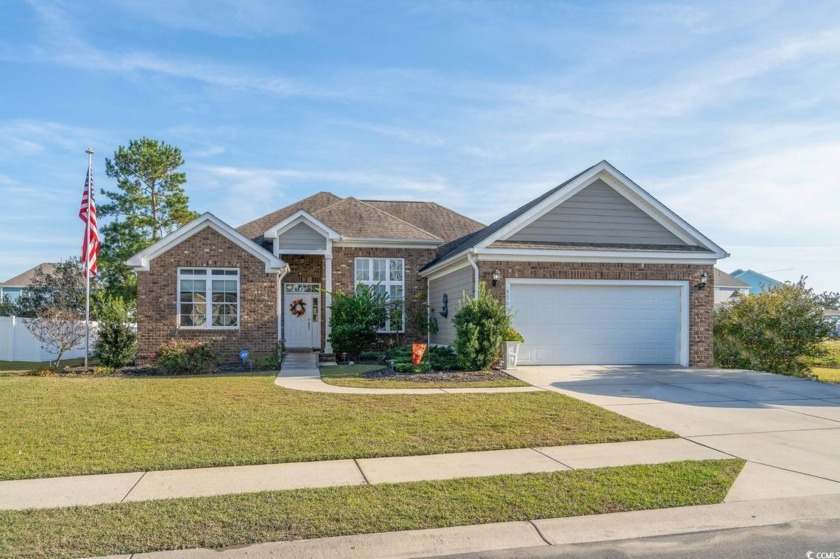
[282,283,321,350]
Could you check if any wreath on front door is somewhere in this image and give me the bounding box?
[289,298,307,317]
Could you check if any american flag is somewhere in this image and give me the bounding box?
[79,163,100,278]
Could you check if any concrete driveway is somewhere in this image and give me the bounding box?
[511,366,840,501]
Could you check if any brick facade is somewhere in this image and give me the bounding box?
[137,230,715,366]
[332,247,437,348]
[136,227,279,363]
[478,261,714,367]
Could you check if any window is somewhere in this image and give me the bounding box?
[1,287,23,304]
[178,268,239,328]
[354,258,404,332]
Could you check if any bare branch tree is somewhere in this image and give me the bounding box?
[25,307,88,369]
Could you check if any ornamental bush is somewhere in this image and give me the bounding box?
[328,284,389,358]
[714,280,832,377]
[154,339,220,375]
[93,294,137,368]
[453,282,512,371]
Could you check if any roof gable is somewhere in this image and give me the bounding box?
[422,161,728,272]
[505,178,687,246]
[237,192,342,241]
[128,213,287,273]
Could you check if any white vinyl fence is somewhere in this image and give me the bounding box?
[0,316,98,362]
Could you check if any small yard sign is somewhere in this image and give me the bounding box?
[412,343,427,365]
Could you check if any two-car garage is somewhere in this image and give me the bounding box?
[508,280,689,366]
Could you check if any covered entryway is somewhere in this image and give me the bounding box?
[507,279,688,366]
[283,283,321,349]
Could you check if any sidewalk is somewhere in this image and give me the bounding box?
[0,438,726,511]
[275,353,543,394]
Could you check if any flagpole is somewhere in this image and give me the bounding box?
[84,148,94,370]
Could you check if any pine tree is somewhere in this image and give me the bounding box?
[99,138,199,300]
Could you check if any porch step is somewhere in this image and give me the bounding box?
[282,352,319,371]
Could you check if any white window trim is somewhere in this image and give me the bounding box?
[354,257,406,333]
[177,267,241,330]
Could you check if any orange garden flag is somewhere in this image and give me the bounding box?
[412,343,427,365]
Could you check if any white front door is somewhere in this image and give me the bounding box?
[284,284,321,349]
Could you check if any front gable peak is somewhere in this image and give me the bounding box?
[479,161,727,256]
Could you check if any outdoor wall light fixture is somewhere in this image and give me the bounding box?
[697,272,708,290]
[491,269,502,287]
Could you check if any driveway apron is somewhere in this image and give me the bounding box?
[510,365,840,501]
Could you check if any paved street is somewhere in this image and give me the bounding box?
[439,518,840,559]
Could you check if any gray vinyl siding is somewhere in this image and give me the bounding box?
[277,222,327,251]
[507,179,687,246]
[428,265,474,345]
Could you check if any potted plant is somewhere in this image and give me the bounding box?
[503,326,525,370]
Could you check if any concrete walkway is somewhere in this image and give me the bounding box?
[0,438,726,511]
[509,365,840,502]
[275,352,542,394]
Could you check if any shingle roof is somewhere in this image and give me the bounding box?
[714,268,750,289]
[360,200,484,242]
[420,162,601,271]
[0,263,58,287]
[236,192,342,241]
[311,198,442,241]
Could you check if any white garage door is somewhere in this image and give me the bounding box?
[509,282,684,365]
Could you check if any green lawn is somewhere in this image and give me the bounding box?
[813,367,840,384]
[0,358,84,373]
[321,364,530,388]
[0,373,674,481]
[811,340,840,383]
[0,459,743,559]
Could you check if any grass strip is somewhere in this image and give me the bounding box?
[0,459,743,559]
[321,364,529,388]
[813,367,840,384]
[0,374,674,480]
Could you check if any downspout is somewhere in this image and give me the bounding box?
[467,249,480,297]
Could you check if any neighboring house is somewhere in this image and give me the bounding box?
[128,161,728,367]
[713,269,750,306]
[730,269,783,295]
[0,263,57,304]
[824,310,840,337]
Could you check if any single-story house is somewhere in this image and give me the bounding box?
[128,161,728,367]
[730,269,782,295]
[713,269,750,306]
[0,263,57,304]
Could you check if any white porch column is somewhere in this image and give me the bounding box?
[324,241,333,354]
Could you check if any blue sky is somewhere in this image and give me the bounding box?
[1,0,838,291]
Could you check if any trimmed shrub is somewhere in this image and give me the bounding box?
[328,285,389,358]
[453,283,512,371]
[714,280,832,377]
[154,339,220,375]
[359,350,387,361]
[93,294,137,368]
